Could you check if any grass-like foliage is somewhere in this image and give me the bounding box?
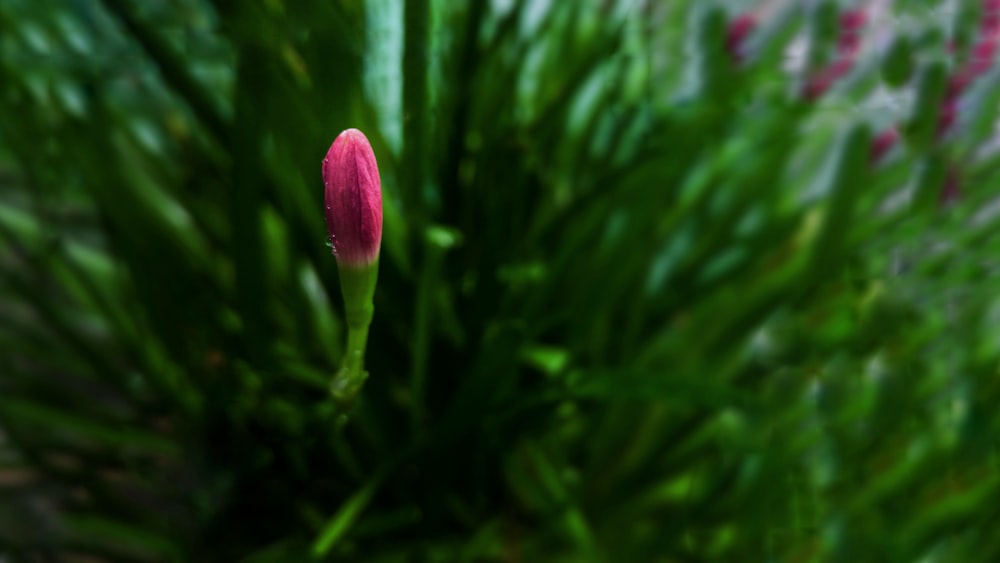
[3,0,1000,560]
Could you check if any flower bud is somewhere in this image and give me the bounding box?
[322,128,383,269]
[970,37,999,74]
[984,7,1000,36]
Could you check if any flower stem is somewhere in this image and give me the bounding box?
[344,324,369,374]
[330,262,378,409]
[331,323,370,408]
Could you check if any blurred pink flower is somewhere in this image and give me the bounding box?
[726,14,757,63]
[870,128,899,165]
[802,8,866,101]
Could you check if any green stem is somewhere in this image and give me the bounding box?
[331,320,372,407]
[403,0,430,212]
[344,325,369,374]
[331,335,369,408]
[410,246,434,426]
[330,261,378,408]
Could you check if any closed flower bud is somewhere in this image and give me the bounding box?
[970,37,999,74]
[837,10,867,56]
[322,128,383,269]
[322,128,383,406]
[984,9,1000,36]
[839,9,866,34]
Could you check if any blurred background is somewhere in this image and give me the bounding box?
[3,0,1000,561]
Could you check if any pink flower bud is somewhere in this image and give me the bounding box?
[970,37,998,74]
[837,33,863,57]
[839,9,867,33]
[322,128,383,268]
[981,0,1000,44]
[984,11,1000,36]
[837,10,867,57]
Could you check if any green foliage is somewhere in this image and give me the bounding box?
[2,0,1000,561]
